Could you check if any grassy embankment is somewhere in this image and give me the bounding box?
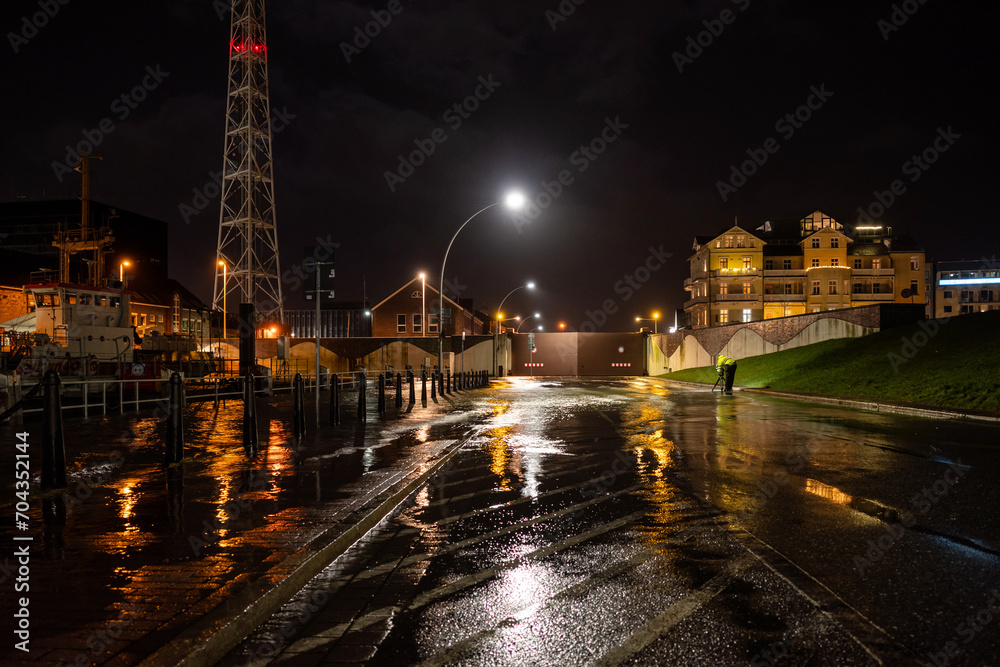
[661,310,1000,414]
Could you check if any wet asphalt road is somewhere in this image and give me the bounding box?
[223,377,1000,666]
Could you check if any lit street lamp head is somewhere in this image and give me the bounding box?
[505,191,526,210]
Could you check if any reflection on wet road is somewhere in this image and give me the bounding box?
[225,377,1000,666]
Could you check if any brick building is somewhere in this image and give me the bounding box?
[371,277,486,337]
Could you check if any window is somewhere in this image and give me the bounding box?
[719,310,729,324]
[725,235,733,248]
[910,256,919,271]
[872,259,882,270]
[158,314,164,323]
[742,281,751,294]
[785,283,793,294]
[812,280,821,295]
[830,258,839,266]
[429,315,438,333]
[742,309,752,322]
[910,280,919,294]
[765,259,774,270]
[830,237,839,248]
[854,259,862,269]
[719,283,729,295]
[943,305,953,313]
[943,290,952,299]
[812,258,820,268]
[743,256,752,269]
[412,313,422,333]
[829,280,838,295]
[397,314,406,334]
[736,236,746,248]
[811,238,820,248]
[783,259,792,270]
[719,257,728,269]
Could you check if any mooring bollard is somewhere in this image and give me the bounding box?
[243,372,258,454]
[431,371,437,399]
[330,374,341,426]
[408,370,415,404]
[41,370,67,491]
[377,373,386,414]
[439,370,445,396]
[165,372,185,464]
[358,372,367,421]
[395,372,403,408]
[421,370,427,402]
[293,373,306,436]
[444,369,450,395]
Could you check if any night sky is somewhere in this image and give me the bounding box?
[2,0,996,331]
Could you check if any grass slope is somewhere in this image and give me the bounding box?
[662,311,1000,414]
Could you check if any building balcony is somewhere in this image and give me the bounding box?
[713,293,761,302]
[763,294,806,302]
[852,268,896,276]
[713,268,759,277]
[762,269,806,277]
[683,296,708,309]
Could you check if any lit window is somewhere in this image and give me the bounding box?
[725,235,734,248]
[743,256,751,269]
[736,236,745,248]
[742,309,752,322]
[719,311,729,323]
[742,282,751,294]
[910,256,919,271]
[872,259,882,270]
[719,257,728,269]
[720,283,729,295]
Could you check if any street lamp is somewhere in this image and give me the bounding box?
[516,312,541,333]
[219,260,228,337]
[635,312,660,333]
[419,272,426,337]
[496,281,535,334]
[119,260,130,284]
[437,191,525,373]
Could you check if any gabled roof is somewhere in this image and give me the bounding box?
[372,277,465,313]
[705,225,766,246]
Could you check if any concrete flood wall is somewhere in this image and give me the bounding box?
[647,303,925,374]
[207,336,503,375]
[203,304,923,377]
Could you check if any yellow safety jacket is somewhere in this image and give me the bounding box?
[716,355,736,374]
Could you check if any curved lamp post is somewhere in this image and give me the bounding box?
[438,192,525,373]
[516,313,541,333]
[496,281,535,333]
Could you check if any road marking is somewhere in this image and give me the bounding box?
[589,553,756,666]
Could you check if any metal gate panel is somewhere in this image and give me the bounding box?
[577,333,643,376]
[511,332,577,375]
